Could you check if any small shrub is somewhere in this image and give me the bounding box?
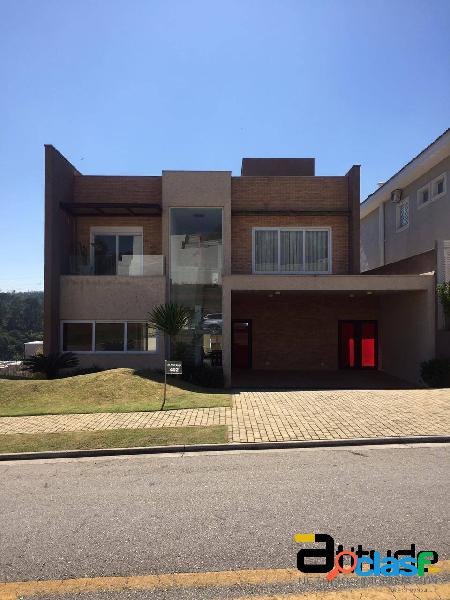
[420,358,450,388]
[23,352,79,379]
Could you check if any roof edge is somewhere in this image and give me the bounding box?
[361,128,450,219]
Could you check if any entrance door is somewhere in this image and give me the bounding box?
[339,320,377,369]
[232,320,252,369]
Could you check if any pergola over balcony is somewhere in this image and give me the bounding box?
[60,202,162,216]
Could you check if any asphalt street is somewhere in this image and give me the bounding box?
[0,444,449,599]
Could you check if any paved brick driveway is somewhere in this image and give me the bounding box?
[0,387,449,443]
[229,388,450,442]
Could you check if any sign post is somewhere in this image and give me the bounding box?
[164,360,182,406]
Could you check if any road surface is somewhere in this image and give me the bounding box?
[0,444,449,598]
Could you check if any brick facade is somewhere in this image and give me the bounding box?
[231,215,349,274]
[74,175,162,204]
[231,176,348,211]
[230,173,355,275]
[74,216,162,255]
[232,293,379,371]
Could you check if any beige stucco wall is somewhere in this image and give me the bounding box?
[60,276,166,319]
[223,273,434,293]
[162,171,232,277]
[60,275,166,370]
[379,290,435,383]
[162,171,232,377]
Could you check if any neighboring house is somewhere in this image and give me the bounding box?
[24,341,43,357]
[360,128,450,361]
[44,147,435,386]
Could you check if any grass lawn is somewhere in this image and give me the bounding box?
[0,425,228,453]
[0,368,231,417]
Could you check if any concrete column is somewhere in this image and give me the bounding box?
[379,287,435,383]
[346,164,361,274]
[44,146,79,354]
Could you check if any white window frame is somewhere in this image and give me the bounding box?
[395,197,409,232]
[90,226,144,275]
[60,320,159,354]
[417,182,432,210]
[431,172,447,201]
[251,227,332,274]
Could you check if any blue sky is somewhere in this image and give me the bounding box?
[0,0,449,291]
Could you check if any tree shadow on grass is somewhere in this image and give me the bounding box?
[132,369,230,396]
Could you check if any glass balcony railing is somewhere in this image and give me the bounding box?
[65,254,165,276]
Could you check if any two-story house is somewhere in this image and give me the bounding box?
[360,128,450,361]
[44,146,435,386]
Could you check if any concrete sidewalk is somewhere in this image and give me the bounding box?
[0,387,449,443]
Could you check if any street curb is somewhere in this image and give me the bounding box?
[0,435,449,461]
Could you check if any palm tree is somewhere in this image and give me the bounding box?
[148,303,191,356]
[148,303,191,409]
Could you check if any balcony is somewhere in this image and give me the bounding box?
[65,254,165,277]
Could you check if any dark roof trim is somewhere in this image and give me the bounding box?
[232,209,349,216]
[60,202,161,216]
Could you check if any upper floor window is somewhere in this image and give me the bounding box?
[431,172,447,200]
[396,197,409,232]
[417,183,431,208]
[90,227,143,275]
[252,228,331,274]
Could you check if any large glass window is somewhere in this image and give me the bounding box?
[92,230,143,275]
[93,234,116,275]
[305,230,329,272]
[127,323,157,352]
[95,323,124,351]
[62,322,93,351]
[280,230,303,272]
[170,208,223,367]
[170,208,223,285]
[253,228,330,273]
[61,322,157,353]
[255,230,278,272]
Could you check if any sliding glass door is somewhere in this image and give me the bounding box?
[92,230,143,275]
